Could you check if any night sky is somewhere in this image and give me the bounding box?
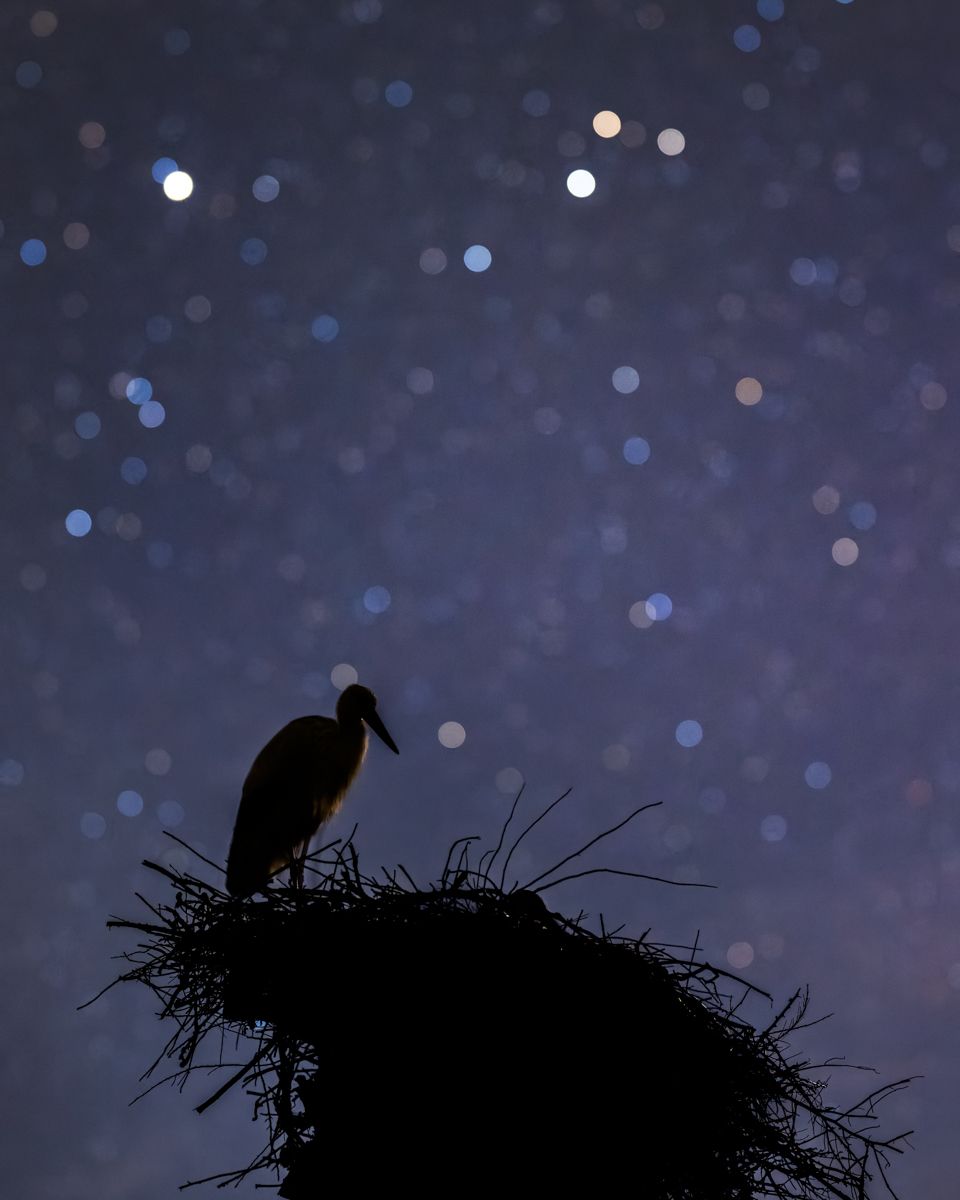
[3,0,958,1193]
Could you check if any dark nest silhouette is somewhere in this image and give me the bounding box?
[87,794,913,1197]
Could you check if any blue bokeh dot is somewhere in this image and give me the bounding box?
[805,761,832,789]
[385,80,413,107]
[65,509,92,537]
[733,24,762,51]
[121,456,148,485]
[363,585,392,614]
[311,314,340,343]
[240,237,268,265]
[623,437,651,465]
[464,244,492,272]
[151,157,178,183]
[20,238,47,266]
[676,719,703,747]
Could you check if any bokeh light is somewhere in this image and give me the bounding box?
[566,168,596,198]
[463,244,492,272]
[162,170,194,201]
[805,761,832,789]
[675,719,703,747]
[831,537,859,566]
[656,128,685,156]
[438,721,466,748]
[612,366,640,394]
[735,376,763,406]
[20,238,46,266]
[592,110,621,138]
[65,509,92,537]
[331,662,359,690]
[116,790,144,817]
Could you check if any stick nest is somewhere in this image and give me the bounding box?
[89,797,912,1197]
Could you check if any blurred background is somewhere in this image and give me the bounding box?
[2,0,957,1193]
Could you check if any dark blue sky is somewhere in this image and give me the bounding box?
[3,0,957,1193]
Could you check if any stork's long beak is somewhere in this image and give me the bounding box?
[365,710,400,754]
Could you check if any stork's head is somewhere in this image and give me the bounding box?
[336,684,400,754]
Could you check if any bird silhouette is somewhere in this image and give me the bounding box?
[226,684,399,897]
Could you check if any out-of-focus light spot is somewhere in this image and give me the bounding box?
[147,541,173,568]
[789,257,817,285]
[521,89,550,117]
[676,719,703,747]
[20,238,46,266]
[438,721,466,748]
[185,443,212,473]
[145,748,172,776]
[126,376,152,405]
[151,156,178,182]
[311,314,339,342]
[385,79,413,107]
[20,564,47,591]
[623,437,651,465]
[757,0,784,18]
[620,120,646,147]
[81,812,106,840]
[162,170,193,201]
[848,501,876,531]
[602,743,631,770]
[727,941,754,969]
[566,168,596,197]
[812,485,840,514]
[592,110,621,138]
[65,509,92,537]
[832,537,859,566]
[834,0,853,5]
[164,27,191,54]
[742,83,770,111]
[612,365,640,393]
[761,815,787,842]
[905,777,932,807]
[733,24,761,51]
[920,381,947,410]
[16,61,43,88]
[645,592,673,621]
[30,10,58,36]
[363,585,391,614]
[463,244,492,272]
[121,456,147,485]
[533,406,561,434]
[63,222,90,249]
[628,600,654,629]
[78,123,106,151]
[699,786,726,813]
[406,366,434,394]
[0,759,25,786]
[184,294,211,323]
[117,789,143,817]
[662,824,692,853]
[656,128,685,156]
[240,237,268,265]
[419,247,447,274]
[805,761,832,789]
[74,411,101,440]
[252,174,280,202]
[495,766,524,793]
[331,662,359,690]
[138,400,166,429]
[157,800,185,827]
[146,315,173,342]
[735,376,763,406]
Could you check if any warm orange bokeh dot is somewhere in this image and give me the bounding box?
[735,376,763,406]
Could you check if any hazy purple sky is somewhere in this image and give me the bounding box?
[3,0,958,1194]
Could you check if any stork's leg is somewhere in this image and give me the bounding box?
[289,842,305,889]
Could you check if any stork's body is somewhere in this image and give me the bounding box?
[226,684,398,897]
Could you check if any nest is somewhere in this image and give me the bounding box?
[88,796,912,1197]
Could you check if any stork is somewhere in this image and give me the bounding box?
[226,684,399,897]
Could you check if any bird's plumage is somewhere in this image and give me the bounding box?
[226,685,398,897]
